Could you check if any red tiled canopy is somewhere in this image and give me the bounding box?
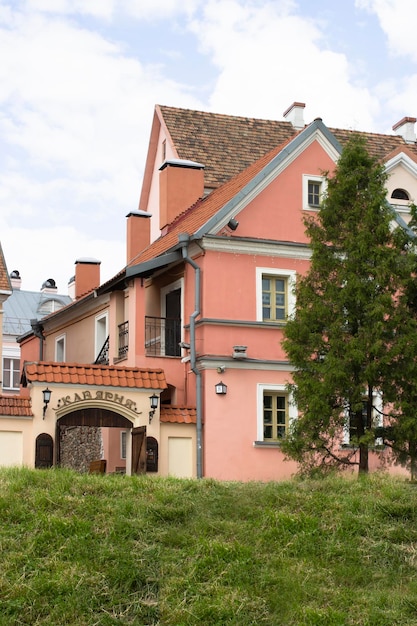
[22,362,167,390]
[0,395,32,417]
[160,406,197,424]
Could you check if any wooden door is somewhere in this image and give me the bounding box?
[131,426,146,474]
[35,433,54,469]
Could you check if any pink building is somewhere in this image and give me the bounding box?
[3,103,417,479]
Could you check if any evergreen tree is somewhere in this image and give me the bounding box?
[282,135,416,475]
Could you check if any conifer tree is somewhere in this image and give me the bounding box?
[282,135,416,475]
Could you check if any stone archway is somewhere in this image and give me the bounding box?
[56,407,134,473]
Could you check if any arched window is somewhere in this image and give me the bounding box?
[391,188,410,201]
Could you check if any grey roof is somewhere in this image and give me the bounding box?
[3,289,72,337]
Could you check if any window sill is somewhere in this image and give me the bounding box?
[253,440,282,448]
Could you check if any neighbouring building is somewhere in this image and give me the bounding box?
[3,102,417,479]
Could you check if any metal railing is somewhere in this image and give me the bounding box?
[145,316,181,356]
[118,321,129,359]
[95,336,109,365]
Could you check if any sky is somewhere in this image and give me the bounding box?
[1,0,417,293]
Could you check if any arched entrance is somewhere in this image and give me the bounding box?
[56,407,138,473]
[35,433,54,469]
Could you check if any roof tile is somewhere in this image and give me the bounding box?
[0,395,32,417]
[22,362,167,390]
[160,406,197,424]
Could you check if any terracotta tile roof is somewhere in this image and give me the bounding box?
[0,395,32,417]
[330,127,417,161]
[159,105,297,190]
[128,136,294,268]
[22,362,167,390]
[0,242,12,293]
[160,406,196,424]
[159,105,417,191]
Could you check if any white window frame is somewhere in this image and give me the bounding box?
[256,268,296,322]
[121,431,127,460]
[2,356,21,391]
[160,278,184,355]
[342,392,383,446]
[303,174,327,211]
[55,334,66,362]
[256,383,298,442]
[95,312,108,360]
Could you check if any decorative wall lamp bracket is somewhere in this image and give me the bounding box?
[215,381,227,395]
[42,387,52,419]
[149,393,159,423]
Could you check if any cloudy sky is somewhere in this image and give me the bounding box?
[1,0,417,292]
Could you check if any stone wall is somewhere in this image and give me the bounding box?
[59,425,103,472]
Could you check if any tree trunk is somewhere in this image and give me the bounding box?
[359,442,369,474]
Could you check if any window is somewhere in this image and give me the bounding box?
[121,431,127,460]
[343,393,383,447]
[256,268,296,323]
[308,181,321,207]
[95,313,108,360]
[263,393,288,440]
[256,384,298,445]
[55,335,66,362]
[391,188,410,201]
[303,174,326,210]
[3,358,20,391]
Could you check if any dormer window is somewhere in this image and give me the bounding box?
[391,188,410,201]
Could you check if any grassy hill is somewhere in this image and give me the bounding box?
[1,468,417,625]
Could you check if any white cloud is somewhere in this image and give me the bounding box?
[356,0,417,61]
[190,0,379,130]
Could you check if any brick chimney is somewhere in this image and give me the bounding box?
[73,258,101,299]
[159,159,204,231]
[392,116,416,144]
[283,102,306,129]
[126,210,151,265]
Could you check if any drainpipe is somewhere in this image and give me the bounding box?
[178,233,203,478]
[30,320,45,361]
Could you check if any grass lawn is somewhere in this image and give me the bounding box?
[1,468,417,625]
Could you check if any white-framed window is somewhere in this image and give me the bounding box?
[95,312,108,360]
[256,383,297,444]
[121,431,127,460]
[2,357,20,391]
[256,268,296,323]
[343,393,383,446]
[303,174,327,210]
[55,335,66,362]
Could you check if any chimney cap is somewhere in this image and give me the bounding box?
[75,257,101,265]
[159,158,205,171]
[126,209,151,218]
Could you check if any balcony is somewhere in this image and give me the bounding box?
[145,316,181,357]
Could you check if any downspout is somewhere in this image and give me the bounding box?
[30,320,44,361]
[178,233,203,478]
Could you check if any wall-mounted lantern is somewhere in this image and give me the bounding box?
[42,387,52,418]
[149,393,159,423]
[215,381,227,395]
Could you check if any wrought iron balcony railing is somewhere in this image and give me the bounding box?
[145,316,181,357]
[118,321,129,359]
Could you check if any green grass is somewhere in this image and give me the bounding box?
[1,469,417,625]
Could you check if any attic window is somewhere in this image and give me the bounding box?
[391,188,410,201]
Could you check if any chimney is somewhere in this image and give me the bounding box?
[10,270,21,290]
[41,278,58,293]
[74,258,100,299]
[126,210,151,265]
[392,116,416,144]
[283,102,306,129]
[159,159,204,231]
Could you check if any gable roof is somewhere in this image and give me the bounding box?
[22,361,167,390]
[125,118,339,279]
[141,105,417,202]
[0,242,11,294]
[4,289,72,336]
